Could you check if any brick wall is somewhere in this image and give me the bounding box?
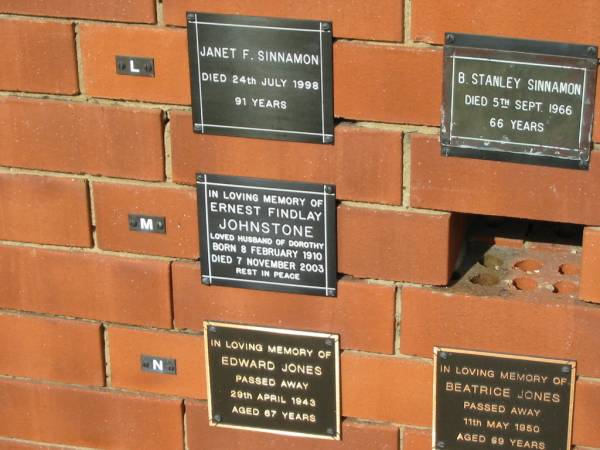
[0,1,599,449]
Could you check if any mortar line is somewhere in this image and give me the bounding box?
[0,373,188,401]
[0,12,166,28]
[183,400,190,450]
[394,286,402,355]
[0,165,195,190]
[340,199,449,214]
[87,178,98,249]
[163,111,173,182]
[155,0,164,26]
[403,0,412,43]
[399,425,406,450]
[0,436,100,450]
[0,238,190,262]
[102,323,112,387]
[402,131,412,207]
[73,21,86,95]
[0,306,206,335]
[0,89,193,111]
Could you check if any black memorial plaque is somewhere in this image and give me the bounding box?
[204,321,340,439]
[442,33,598,169]
[196,173,337,296]
[187,12,333,144]
[434,347,576,450]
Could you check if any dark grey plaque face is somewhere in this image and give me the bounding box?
[186,12,333,144]
[434,347,576,450]
[442,33,598,169]
[196,174,337,296]
[204,321,340,439]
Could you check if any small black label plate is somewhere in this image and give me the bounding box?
[141,355,177,375]
[442,33,597,169]
[434,347,576,450]
[115,56,155,77]
[128,214,166,234]
[204,321,340,439]
[196,173,337,296]
[186,12,334,144]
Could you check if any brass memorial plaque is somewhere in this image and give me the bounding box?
[204,321,341,439]
[433,347,576,450]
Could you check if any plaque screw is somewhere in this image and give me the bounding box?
[326,428,335,436]
[439,351,448,360]
[325,185,333,194]
[187,12,195,21]
[202,275,212,285]
[193,123,203,132]
[323,135,334,144]
[321,22,330,31]
[442,147,451,156]
[142,362,149,368]
[446,34,455,44]
[129,217,138,227]
[325,339,333,347]
[326,288,336,297]
[155,220,164,230]
[118,62,126,72]
[208,325,217,333]
[213,414,222,423]
[437,441,446,449]
[587,46,596,57]
[562,365,571,374]
[197,174,204,182]
[144,63,152,73]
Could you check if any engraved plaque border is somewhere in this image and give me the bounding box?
[204,321,341,440]
[186,12,334,144]
[442,33,598,169]
[196,173,337,297]
[432,347,577,450]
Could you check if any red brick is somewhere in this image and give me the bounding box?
[403,428,431,450]
[171,112,403,205]
[580,227,600,303]
[334,42,441,125]
[0,245,171,328]
[79,24,188,104]
[109,326,205,398]
[0,173,91,247]
[341,352,432,426]
[0,379,183,449]
[94,183,198,258]
[400,286,600,378]
[172,262,395,354]
[0,19,77,95]
[573,379,600,448]
[412,0,600,47]
[411,135,600,225]
[0,313,103,386]
[0,0,155,23]
[338,204,466,285]
[0,97,164,181]
[186,401,399,450]
[164,0,403,42]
